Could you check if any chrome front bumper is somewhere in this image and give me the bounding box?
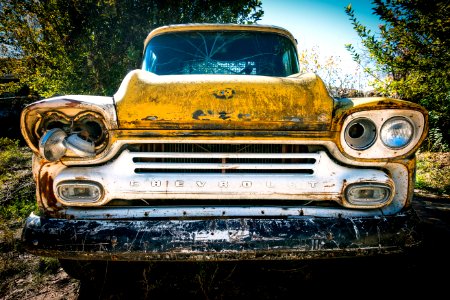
[22,207,422,261]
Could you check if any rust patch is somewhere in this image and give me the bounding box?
[39,171,60,211]
[193,110,206,120]
[62,99,83,108]
[377,100,396,107]
[148,96,159,103]
[219,111,230,120]
[238,113,251,120]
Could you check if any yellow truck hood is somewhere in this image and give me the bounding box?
[114,70,333,131]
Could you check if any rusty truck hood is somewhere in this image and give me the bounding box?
[113,70,333,130]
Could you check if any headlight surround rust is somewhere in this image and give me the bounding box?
[340,109,425,159]
[36,111,108,161]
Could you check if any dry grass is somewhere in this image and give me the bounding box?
[0,253,79,300]
[0,138,78,299]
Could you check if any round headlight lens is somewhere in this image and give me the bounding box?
[344,118,377,150]
[380,117,414,149]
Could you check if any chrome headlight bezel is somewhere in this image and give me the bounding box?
[344,117,377,150]
[340,110,425,159]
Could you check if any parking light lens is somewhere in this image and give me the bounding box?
[345,183,391,206]
[57,182,102,203]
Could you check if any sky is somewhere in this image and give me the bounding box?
[259,0,381,74]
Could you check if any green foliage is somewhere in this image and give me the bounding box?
[421,111,449,152]
[0,138,36,221]
[345,0,450,149]
[0,0,263,98]
[0,138,27,174]
[0,197,36,221]
[416,152,450,195]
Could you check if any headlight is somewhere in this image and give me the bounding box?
[344,118,377,150]
[39,129,95,161]
[64,133,95,157]
[37,112,108,161]
[380,117,414,149]
[340,109,425,159]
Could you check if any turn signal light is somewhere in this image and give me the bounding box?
[57,181,102,203]
[345,183,392,206]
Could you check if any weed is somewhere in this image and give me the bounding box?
[422,127,450,152]
[38,257,61,275]
[416,151,450,195]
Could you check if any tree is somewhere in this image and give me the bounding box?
[345,0,450,151]
[298,46,372,98]
[0,0,263,98]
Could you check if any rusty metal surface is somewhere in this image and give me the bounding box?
[31,141,413,216]
[114,71,333,130]
[22,208,422,261]
[20,95,116,154]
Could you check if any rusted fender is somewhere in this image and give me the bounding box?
[22,208,422,261]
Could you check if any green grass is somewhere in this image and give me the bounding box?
[416,151,450,196]
[0,138,37,282]
[0,137,36,221]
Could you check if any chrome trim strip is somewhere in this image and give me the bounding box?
[65,206,382,219]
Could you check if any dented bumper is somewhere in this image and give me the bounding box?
[22,208,422,261]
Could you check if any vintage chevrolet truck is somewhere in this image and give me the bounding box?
[20,24,428,272]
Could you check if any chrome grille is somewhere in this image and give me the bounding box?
[129,143,309,153]
[128,143,317,174]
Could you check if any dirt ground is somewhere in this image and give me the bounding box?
[1,190,449,299]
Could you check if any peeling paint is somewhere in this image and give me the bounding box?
[114,71,334,131]
[21,209,422,261]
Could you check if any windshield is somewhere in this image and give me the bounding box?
[142,31,299,76]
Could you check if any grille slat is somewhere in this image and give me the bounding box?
[131,152,318,159]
